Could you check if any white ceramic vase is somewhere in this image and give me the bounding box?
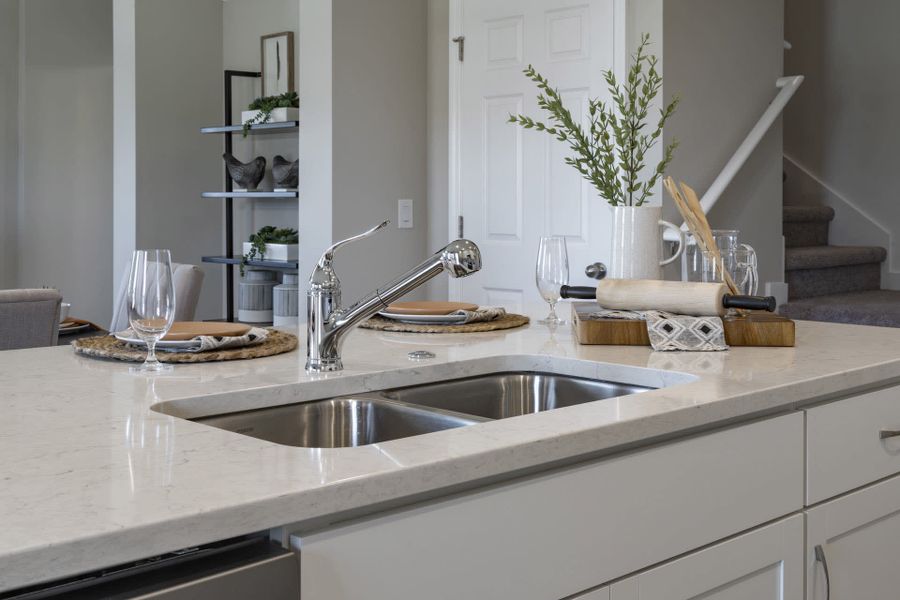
[609,205,685,280]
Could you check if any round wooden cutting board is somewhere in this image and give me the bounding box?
[163,322,252,341]
[382,301,479,316]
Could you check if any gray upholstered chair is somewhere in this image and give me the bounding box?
[109,263,205,333]
[0,289,62,350]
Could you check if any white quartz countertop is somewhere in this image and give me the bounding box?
[3,307,900,591]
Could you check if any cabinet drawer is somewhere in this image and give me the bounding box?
[294,413,804,600]
[806,384,900,504]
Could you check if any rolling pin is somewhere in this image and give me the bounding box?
[559,279,776,316]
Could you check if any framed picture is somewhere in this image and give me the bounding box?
[261,31,295,96]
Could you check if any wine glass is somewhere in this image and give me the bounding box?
[127,250,176,372]
[535,236,569,325]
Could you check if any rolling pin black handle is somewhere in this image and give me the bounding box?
[559,285,597,300]
[722,294,777,312]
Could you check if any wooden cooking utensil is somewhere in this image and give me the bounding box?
[163,322,252,341]
[664,178,740,296]
[382,301,479,316]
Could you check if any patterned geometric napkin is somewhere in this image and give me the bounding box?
[454,306,507,324]
[587,309,728,352]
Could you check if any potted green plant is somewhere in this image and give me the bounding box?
[508,34,683,280]
[241,91,299,137]
[241,226,299,275]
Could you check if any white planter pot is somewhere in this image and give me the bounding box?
[273,274,300,327]
[240,107,299,125]
[609,205,685,280]
[238,270,277,323]
[242,242,298,262]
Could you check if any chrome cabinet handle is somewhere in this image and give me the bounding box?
[880,429,900,440]
[815,544,831,600]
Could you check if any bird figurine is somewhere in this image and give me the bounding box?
[272,155,299,189]
[223,153,266,191]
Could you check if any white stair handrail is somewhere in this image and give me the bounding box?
[664,75,805,241]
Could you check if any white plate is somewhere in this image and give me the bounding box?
[114,330,202,350]
[377,311,469,325]
[59,323,90,335]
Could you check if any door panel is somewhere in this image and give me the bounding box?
[807,473,900,600]
[611,516,804,600]
[455,0,616,305]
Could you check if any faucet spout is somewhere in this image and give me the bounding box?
[306,236,482,372]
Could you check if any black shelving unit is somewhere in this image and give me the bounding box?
[201,191,298,199]
[200,121,298,135]
[201,256,299,271]
[201,70,299,322]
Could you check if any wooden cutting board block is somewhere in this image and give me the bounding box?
[164,322,251,341]
[722,313,796,347]
[571,303,795,347]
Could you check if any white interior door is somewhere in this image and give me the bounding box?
[451,0,618,309]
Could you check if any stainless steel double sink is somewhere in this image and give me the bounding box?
[193,372,654,449]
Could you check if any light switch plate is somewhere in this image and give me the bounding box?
[398,199,413,229]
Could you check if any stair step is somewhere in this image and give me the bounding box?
[779,290,900,328]
[785,246,887,271]
[783,206,835,247]
[787,263,882,300]
[783,205,835,223]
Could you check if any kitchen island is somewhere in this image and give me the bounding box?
[3,308,900,597]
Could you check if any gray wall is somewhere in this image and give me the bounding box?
[0,0,18,290]
[424,0,450,300]
[331,0,429,302]
[18,0,113,324]
[662,0,785,286]
[784,0,900,288]
[130,0,224,320]
[297,0,333,310]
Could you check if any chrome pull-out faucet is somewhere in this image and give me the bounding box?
[306,221,482,372]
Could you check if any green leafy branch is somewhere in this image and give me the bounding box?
[508,34,679,206]
[241,226,299,275]
[242,91,299,137]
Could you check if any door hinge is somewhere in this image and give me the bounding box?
[457,215,464,238]
[452,36,465,62]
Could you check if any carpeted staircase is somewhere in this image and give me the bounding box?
[778,206,900,327]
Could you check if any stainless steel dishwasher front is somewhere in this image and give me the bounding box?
[6,536,300,599]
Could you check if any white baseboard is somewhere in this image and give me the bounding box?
[766,282,789,308]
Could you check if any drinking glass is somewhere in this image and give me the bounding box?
[682,230,740,282]
[127,250,176,372]
[535,236,569,325]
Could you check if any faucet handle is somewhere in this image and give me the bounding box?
[316,220,390,270]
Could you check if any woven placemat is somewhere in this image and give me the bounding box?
[360,313,530,334]
[72,330,298,363]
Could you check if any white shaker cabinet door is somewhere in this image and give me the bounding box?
[610,515,803,600]
[807,473,900,600]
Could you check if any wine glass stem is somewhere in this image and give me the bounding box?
[145,339,159,366]
[547,301,558,321]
